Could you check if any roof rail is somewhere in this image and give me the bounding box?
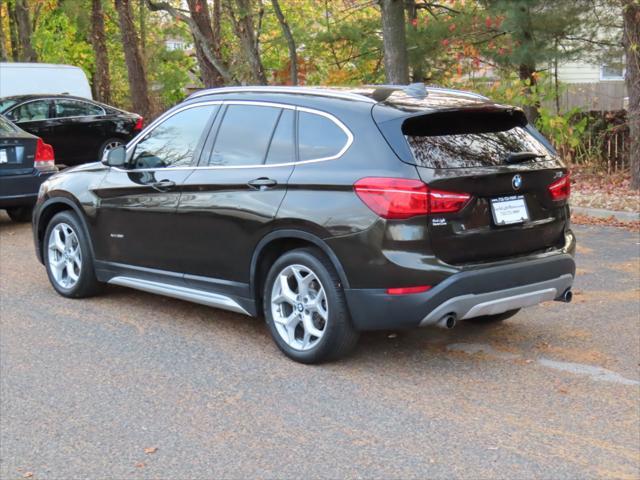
[187,86,376,104]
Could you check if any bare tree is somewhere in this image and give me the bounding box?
[114,0,151,117]
[379,0,409,84]
[226,0,267,85]
[271,0,297,85]
[623,0,639,189]
[146,0,234,85]
[91,0,111,104]
[186,0,225,87]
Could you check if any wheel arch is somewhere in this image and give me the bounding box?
[35,197,95,265]
[250,230,350,316]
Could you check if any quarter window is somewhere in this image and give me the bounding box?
[209,104,281,166]
[131,105,218,169]
[265,109,295,164]
[7,100,52,123]
[298,111,348,161]
[54,99,105,118]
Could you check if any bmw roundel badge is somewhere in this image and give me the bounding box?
[512,174,522,190]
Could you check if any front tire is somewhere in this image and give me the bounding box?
[44,211,100,298]
[263,248,359,364]
[6,206,33,223]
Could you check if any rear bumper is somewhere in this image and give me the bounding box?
[344,252,575,331]
[0,170,54,208]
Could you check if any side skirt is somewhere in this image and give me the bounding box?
[108,276,251,316]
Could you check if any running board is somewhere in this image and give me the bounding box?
[108,276,251,316]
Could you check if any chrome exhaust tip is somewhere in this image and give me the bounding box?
[436,313,457,329]
[556,288,573,303]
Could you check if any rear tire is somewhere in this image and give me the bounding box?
[468,308,520,324]
[263,247,359,364]
[44,211,100,298]
[6,206,33,223]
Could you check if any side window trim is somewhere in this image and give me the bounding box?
[123,100,353,171]
[262,109,284,164]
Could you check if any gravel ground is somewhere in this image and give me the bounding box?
[1,212,639,479]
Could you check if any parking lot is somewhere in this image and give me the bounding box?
[1,212,638,479]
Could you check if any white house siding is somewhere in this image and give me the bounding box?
[556,61,603,84]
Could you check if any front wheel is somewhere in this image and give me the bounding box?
[44,211,100,298]
[263,248,359,364]
[99,138,124,162]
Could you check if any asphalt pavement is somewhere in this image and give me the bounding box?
[1,212,639,479]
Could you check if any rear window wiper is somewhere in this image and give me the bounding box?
[504,151,546,164]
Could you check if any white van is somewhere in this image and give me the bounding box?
[0,63,92,99]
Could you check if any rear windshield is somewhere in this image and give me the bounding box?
[0,115,17,133]
[403,109,552,168]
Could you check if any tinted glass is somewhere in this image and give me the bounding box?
[131,105,217,169]
[8,100,52,123]
[0,116,18,133]
[209,105,281,166]
[265,109,295,164]
[54,99,104,118]
[406,127,550,168]
[298,111,347,161]
[0,99,18,113]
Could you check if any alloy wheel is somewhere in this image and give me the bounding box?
[48,223,82,289]
[270,264,329,351]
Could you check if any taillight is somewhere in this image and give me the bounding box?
[548,174,570,201]
[133,116,144,131]
[34,138,55,172]
[354,177,470,219]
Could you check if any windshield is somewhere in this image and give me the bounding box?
[0,98,19,113]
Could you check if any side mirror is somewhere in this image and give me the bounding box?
[102,145,127,167]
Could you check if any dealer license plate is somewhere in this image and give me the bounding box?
[490,195,529,225]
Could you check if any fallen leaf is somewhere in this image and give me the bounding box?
[388,333,398,339]
[135,462,145,468]
[23,473,33,478]
[558,388,569,394]
[144,447,157,454]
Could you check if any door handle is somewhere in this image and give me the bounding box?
[248,177,278,190]
[151,180,176,192]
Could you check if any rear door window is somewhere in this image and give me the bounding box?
[298,111,348,161]
[54,99,105,118]
[208,104,281,166]
[265,109,295,165]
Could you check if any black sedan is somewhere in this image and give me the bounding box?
[0,95,143,168]
[0,115,57,222]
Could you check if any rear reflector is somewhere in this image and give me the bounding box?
[387,286,432,295]
[34,138,56,172]
[354,177,470,219]
[548,174,570,201]
[134,116,144,131]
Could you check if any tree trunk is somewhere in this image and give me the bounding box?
[271,0,297,85]
[623,0,640,190]
[405,0,424,82]
[187,0,224,87]
[7,3,19,61]
[13,0,37,62]
[114,0,151,117]
[380,0,408,84]
[229,0,267,85]
[519,63,539,124]
[0,1,7,61]
[91,0,111,104]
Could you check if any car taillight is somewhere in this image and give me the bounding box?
[134,116,144,131]
[34,138,56,172]
[548,174,570,201]
[354,177,470,219]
